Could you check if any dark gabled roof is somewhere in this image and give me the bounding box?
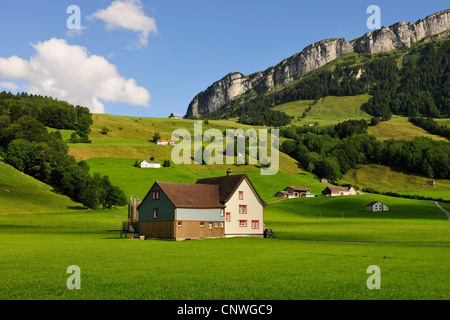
[323,186,350,193]
[139,181,225,209]
[285,186,311,192]
[366,201,381,206]
[196,174,267,206]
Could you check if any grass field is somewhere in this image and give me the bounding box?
[0,161,84,215]
[2,113,450,300]
[368,117,448,142]
[274,95,372,127]
[84,158,322,203]
[340,164,450,200]
[0,193,449,300]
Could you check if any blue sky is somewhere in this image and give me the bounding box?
[0,0,448,118]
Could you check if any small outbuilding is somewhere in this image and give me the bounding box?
[139,160,161,168]
[322,186,356,197]
[366,201,389,212]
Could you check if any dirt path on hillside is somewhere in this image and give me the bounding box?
[434,201,450,223]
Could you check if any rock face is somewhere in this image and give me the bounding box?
[186,9,450,118]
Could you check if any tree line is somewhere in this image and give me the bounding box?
[0,97,127,209]
[0,91,93,143]
[409,117,450,140]
[280,119,450,182]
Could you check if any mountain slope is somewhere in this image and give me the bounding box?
[186,9,450,118]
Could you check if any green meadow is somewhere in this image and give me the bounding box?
[0,194,449,300]
[1,114,450,300]
[341,164,450,200]
[274,95,372,127]
[367,117,448,142]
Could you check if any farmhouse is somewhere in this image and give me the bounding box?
[321,178,329,184]
[137,170,267,240]
[138,160,161,168]
[322,186,356,197]
[275,187,314,198]
[426,180,436,186]
[366,201,389,212]
[284,186,311,197]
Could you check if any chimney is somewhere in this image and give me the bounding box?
[227,168,231,176]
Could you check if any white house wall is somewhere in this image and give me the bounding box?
[224,179,264,237]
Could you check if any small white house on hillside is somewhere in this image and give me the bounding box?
[139,160,161,168]
[366,201,389,212]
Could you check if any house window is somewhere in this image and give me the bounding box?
[251,220,259,229]
[220,222,224,228]
[208,222,213,230]
[226,212,231,222]
[200,222,204,228]
[153,208,159,219]
[239,205,247,214]
[177,221,182,228]
[239,191,244,200]
[220,209,224,217]
[239,220,247,227]
[152,190,160,200]
[214,221,218,228]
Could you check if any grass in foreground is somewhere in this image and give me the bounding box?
[0,199,449,300]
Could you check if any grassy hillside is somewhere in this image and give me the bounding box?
[274,95,372,127]
[368,117,448,141]
[0,161,84,215]
[340,164,450,200]
[85,158,325,204]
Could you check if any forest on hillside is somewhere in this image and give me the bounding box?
[0,92,127,209]
[205,39,450,126]
[280,119,450,182]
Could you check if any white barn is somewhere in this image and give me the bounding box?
[366,201,389,212]
[139,160,161,168]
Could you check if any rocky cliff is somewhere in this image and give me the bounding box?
[186,9,450,118]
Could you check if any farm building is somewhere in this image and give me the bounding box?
[275,191,295,199]
[137,170,267,240]
[321,178,329,184]
[138,160,161,168]
[366,201,389,212]
[426,180,436,186]
[157,140,176,146]
[275,187,314,198]
[284,187,311,197]
[322,186,356,197]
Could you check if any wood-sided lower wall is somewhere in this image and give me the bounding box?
[139,221,224,240]
[139,221,175,240]
[176,221,224,240]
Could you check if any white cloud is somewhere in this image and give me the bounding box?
[88,0,157,49]
[0,81,19,91]
[0,38,150,113]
